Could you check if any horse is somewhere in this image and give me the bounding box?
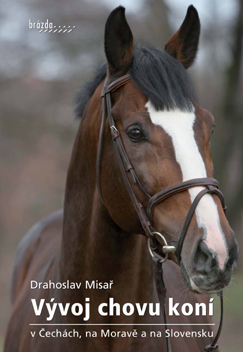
[4,5,238,352]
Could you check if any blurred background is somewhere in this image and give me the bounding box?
[0,0,242,351]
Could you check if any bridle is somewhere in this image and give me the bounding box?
[97,73,226,352]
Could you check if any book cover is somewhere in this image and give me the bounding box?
[1,1,242,351]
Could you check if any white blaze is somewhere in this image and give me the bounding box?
[146,101,228,269]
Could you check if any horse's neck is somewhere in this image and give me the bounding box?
[60,105,153,316]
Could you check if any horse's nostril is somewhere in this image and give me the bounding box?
[193,240,217,274]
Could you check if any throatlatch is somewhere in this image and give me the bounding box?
[97,73,226,352]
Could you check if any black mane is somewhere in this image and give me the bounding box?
[75,45,197,117]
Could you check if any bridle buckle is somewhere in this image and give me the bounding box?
[110,125,119,140]
[163,246,177,254]
[148,232,176,263]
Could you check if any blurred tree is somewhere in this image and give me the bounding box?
[140,0,172,47]
[216,0,243,233]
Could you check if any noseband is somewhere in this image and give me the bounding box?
[97,74,226,352]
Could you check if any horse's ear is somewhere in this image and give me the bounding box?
[105,6,133,78]
[164,5,200,69]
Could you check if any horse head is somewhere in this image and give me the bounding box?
[93,6,238,295]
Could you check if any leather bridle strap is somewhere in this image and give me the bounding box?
[147,178,220,219]
[204,291,224,352]
[153,257,172,352]
[97,75,151,206]
[102,79,153,238]
[96,77,108,207]
[176,186,226,263]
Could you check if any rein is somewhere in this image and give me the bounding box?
[97,74,225,352]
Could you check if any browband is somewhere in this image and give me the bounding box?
[101,74,131,97]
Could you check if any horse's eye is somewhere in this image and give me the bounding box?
[127,128,144,142]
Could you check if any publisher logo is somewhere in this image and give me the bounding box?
[29,19,75,33]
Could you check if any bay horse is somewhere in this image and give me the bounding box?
[4,6,238,352]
